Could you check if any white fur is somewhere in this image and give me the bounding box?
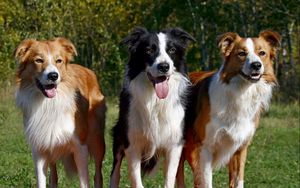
[36,48,61,85]
[126,71,189,188]
[16,84,76,152]
[164,144,184,188]
[128,72,188,157]
[147,33,174,77]
[197,147,213,188]
[47,47,53,64]
[237,180,244,188]
[245,38,261,62]
[16,83,91,188]
[198,69,274,187]
[242,38,264,77]
[32,151,47,188]
[40,63,61,85]
[73,143,89,188]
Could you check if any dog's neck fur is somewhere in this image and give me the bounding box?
[16,82,76,152]
[205,70,274,167]
[127,71,189,159]
[210,69,274,122]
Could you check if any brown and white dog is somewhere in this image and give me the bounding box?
[14,38,106,188]
[176,30,281,188]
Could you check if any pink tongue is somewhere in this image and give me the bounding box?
[45,88,57,98]
[154,79,169,99]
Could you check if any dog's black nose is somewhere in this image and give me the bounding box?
[250,62,262,71]
[157,63,170,73]
[48,72,59,81]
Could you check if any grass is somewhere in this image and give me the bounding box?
[0,87,299,187]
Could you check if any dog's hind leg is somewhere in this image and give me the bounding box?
[90,132,105,188]
[176,152,186,188]
[94,145,105,188]
[88,103,106,188]
[92,135,105,188]
[110,148,124,188]
[49,163,58,188]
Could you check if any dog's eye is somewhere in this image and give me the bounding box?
[146,48,154,55]
[259,51,266,56]
[168,47,176,54]
[56,59,63,64]
[238,51,247,57]
[35,58,44,64]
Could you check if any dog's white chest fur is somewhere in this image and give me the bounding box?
[127,72,188,158]
[204,73,273,167]
[16,86,76,151]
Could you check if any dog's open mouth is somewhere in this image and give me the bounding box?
[147,73,170,99]
[240,71,261,83]
[36,79,57,98]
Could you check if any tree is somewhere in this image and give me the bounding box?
[0,0,298,101]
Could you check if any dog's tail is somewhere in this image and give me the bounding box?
[141,155,159,176]
[62,154,78,177]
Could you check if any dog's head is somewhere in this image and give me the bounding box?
[122,27,195,99]
[15,38,77,98]
[217,30,281,84]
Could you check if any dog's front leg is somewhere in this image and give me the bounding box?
[125,146,144,188]
[74,144,89,188]
[32,150,48,188]
[164,144,183,188]
[228,144,249,188]
[194,147,213,188]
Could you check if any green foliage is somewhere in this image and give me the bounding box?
[0,0,299,100]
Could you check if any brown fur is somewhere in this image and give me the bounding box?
[15,38,106,187]
[177,30,281,188]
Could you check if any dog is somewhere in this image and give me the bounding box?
[109,27,195,188]
[14,38,106,188]
[176,30,281,188]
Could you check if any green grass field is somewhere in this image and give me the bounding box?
[0,88,299,188]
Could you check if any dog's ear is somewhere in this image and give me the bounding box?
[122,27,148,52]
[14,39,36,63]
[167,28,196,48]
[217,32,240,57]
[55,38,78,61]
[259,30,281,48]
[259,30,281,59]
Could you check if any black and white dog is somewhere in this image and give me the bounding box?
[110,27,195,188]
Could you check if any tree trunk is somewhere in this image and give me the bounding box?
[200,20,208,70]
[286,21,295,68]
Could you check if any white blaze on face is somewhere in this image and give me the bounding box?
[147,33,174,77]
[48,47,53,65]
[156,33,174,73]
[40,47,61,85]
[146,33,175,99]
[242,38,264,76]
[42,64,60,83]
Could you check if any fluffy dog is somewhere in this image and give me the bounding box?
[15,38,106,188]
[110,27,195,188]
[177,30,281,188]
